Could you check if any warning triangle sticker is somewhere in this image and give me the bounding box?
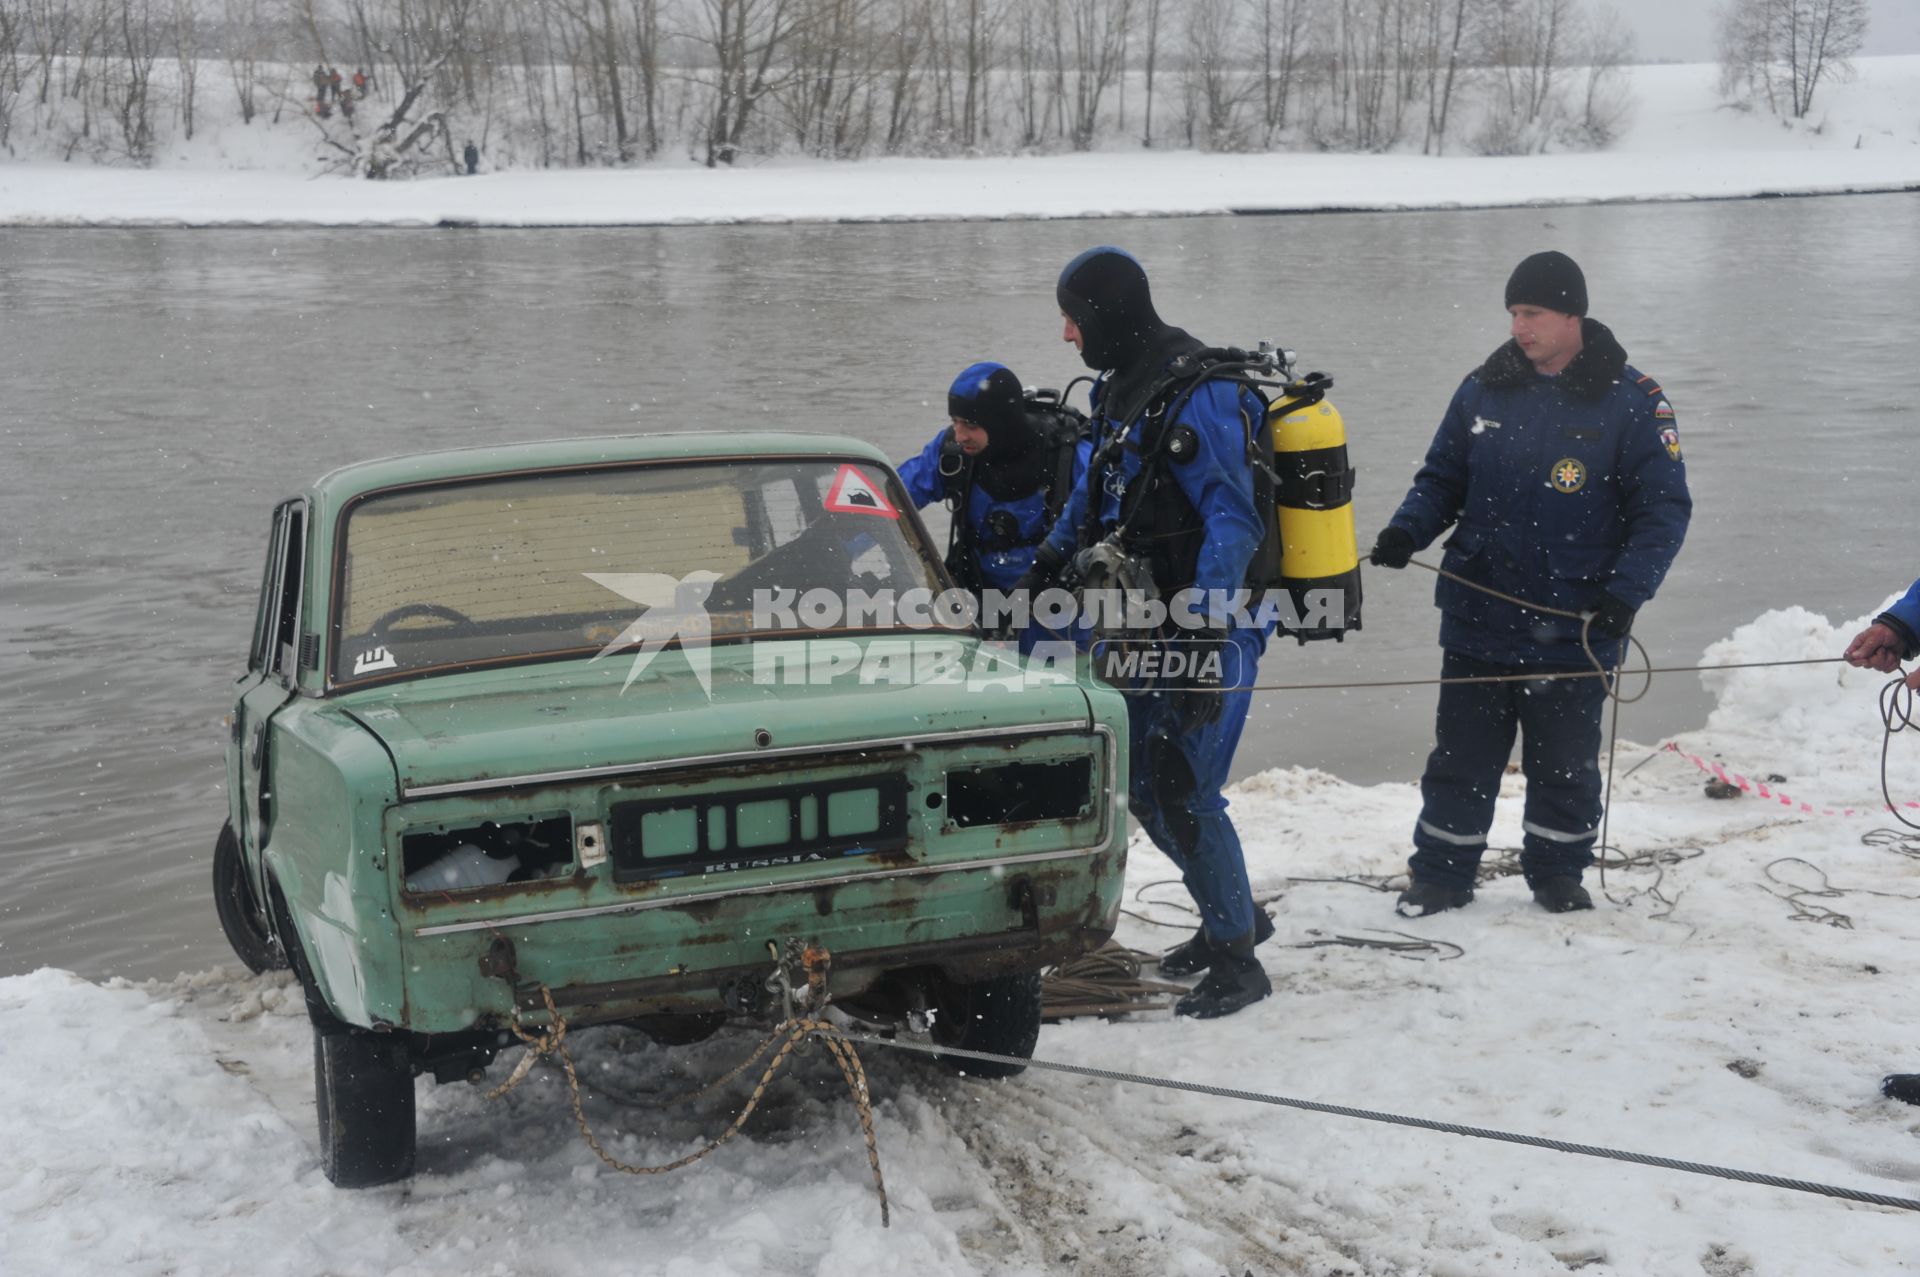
[823,464,900,518]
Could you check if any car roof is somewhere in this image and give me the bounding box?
[307,431,894,505]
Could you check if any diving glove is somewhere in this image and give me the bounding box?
[1173,626,1230,731]
[1011,543,1066,598]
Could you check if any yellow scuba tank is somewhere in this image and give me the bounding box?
[1263,372,1362,641]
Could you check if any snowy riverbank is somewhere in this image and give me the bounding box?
[3,58,1918,228]
[5,603,1919,1276]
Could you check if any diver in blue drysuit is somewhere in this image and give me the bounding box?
[1842,578,1920,1107]
[897,361,1090,651]
[1020,247,1275,1020]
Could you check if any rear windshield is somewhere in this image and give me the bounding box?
[331,458,940,685]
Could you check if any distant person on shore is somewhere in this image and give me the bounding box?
[311,64,329,102]
[1841,577,1920,1106]
[1370,250,1692,918]
[463,140,479,175]
[328,67,343,100]
[353,67,368,97]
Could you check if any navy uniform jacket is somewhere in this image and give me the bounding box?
[1388,320,1691,666]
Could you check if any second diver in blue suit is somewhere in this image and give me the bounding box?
[898,361,1090,649]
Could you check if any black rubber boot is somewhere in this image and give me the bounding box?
[1395,880,1474,918]
[1173,945,1271,1020]
[1158,910,1274,978]
[1883,1073,1920,1105]
[1531,877,1594,913]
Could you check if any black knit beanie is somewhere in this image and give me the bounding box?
[1504,251,1588,316]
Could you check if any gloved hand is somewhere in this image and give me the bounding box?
[1588,592,1637,640]
[1370,526,1414,569]
[1011,542,1066,598]
[1173,628,1230,731]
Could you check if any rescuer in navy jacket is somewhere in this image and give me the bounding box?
[1841,577,1920,1107]
[897,361,1090,607]
[1023,247,1275,1020]
[1371,251,1692,918]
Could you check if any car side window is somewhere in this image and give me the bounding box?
[247,508,288,674]
[267,505,306,684]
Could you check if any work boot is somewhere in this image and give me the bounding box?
[1395,880,1474,918]
[1531,878,1594,913]
[1173,948,1271,1020]
[1157,910,1275,978]
[1883,1074,1920,1105]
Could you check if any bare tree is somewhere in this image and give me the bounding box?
[552,0,630,158]
[100,0,161,161]
[690,0,802,165]
[628,0,663,155]
[1255,0,1311,145]
[0,0,22,146]
[1061,0,1131,150]
[169,0,196,139]
[879,0,929,152]
[1572,0,1633,146]
[1417,0,1474,155]
[220,0,271,124]
[1185,0,1256,149]
[1474,0,1580,154]
[1137,0,1160,145]
[315,0,477,177]
[1006,0,1043,145]
[1715,0,1866,119]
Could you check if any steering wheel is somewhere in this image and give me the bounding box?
[368,602,474,636]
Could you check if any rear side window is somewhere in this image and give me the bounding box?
[270,508,305,680]
[251,501,305,680]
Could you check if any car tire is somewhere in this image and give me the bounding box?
[929,969,1043,1079]
[212,821,282,975]
[313,1016,417,1188]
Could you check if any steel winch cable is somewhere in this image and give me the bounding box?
[820,1027,1920,1214]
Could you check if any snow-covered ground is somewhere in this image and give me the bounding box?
[6,603,1919,1277]
[2,58,1918,227]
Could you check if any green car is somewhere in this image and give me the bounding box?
[213,433,1128,1187]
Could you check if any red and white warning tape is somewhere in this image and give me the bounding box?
[1661,742,1920,819]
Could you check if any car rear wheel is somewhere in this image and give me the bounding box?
[212,821,282,975]
[928,969,1043,1079]
[313,1015,417,1188]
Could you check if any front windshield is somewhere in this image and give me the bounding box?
[331,457,944,686]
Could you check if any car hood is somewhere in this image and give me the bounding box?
[334,638,1096,796]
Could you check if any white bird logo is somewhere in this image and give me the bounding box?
[583,570,721,695]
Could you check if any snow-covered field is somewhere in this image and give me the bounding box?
[5,604,1919,1276]
[1,58,1918,227]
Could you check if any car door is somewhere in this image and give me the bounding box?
[229,499,306,868]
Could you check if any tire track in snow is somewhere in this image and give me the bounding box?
[928,1061,1385,1275]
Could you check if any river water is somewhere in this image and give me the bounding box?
[3,194,1917,980]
